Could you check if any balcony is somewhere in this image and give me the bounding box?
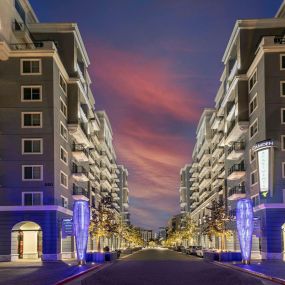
[68,122,92,147]
[228,186,246,201]
[72,165,89,182]
[199,187,210,200]
[0,42,9,61]
[199,175,211,189]
[72,144,89,162]
[227,163,245,180]
[218,167,225,179]
[227,142,245,161]
[90,145,100,160]
[225,120,249,146]
[90,160,100,174]
[72,184,89,201]
[12,21,31,41]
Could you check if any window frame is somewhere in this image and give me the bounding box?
[60,121,68,142]
[60,195,68,208]
[249,118,258,140]
[21,138,43,155]
[21,112,42,128]
[22,192,43,206]
[59,73,67,95]
[280,81,285,97]
[21,85,42,102]
[282,135,285,151]
[248,70,257,92]
[20,59,42,75]
[60,146,68,165]
[60,171,68,189]
[22,165,43,181]
[280,54,285,70]
[60,97,67,118]
[282,162,285,178]
[281,108,285,125]
[249,93,257,115]
[250,170,258,186]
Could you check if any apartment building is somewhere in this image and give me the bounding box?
[0,0,129,261]
[180,1,285,259]
[117,165,130,225]
[179,164,192,213]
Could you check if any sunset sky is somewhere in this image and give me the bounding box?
[30,0,282,230]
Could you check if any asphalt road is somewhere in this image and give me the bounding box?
[81,248,275,285]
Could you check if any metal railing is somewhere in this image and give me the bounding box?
[228,142,245,155]
[228,163,245,175]
[73,184,88,197]
[228,185,245,197]
[72,143,89,158]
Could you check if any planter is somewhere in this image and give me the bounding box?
[105,252,117,262]
[218,252,242,262]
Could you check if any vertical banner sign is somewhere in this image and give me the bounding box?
[73,200,90,265]
[257,149,269,197]
[236,198,254,264]
[252,140,274,198]
[62,219,73,239]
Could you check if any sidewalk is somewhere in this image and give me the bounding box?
[0,260,98,285]
[217,260,285,284]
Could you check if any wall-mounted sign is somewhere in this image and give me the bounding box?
[252,140,274,152]
[257,149,270,196]
[62,219,73,238]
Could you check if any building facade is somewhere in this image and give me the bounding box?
[180,1,285,259]
[0,0,130,261]
[179,164,192,213]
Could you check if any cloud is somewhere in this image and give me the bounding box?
[88,42,199,229]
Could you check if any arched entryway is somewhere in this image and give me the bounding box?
[11,221,42,260]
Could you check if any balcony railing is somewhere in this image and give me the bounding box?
[73,184,88,197]
[228,163,245,176]
[72,165,88,175]
[226,120,236,137]
[228,186,245,197]
[72,143,89,157]
[228,142,245,155]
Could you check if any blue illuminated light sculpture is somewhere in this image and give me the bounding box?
[236,198,254,264]
[73,200,90,265]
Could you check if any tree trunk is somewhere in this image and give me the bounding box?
[97,237,101,252]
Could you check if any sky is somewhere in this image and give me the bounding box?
[30,0,282,230]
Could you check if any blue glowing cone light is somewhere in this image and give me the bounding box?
[73,200,90,265]
[236,198,254,264]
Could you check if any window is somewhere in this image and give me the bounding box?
[250,171,258,186]
[282,162,285,178]
[60,122,68,141]
[251,195,260,207]
[60,171,68,188]
[281,108,285,124]
[280,55,285,70]
[249,149,255,163]
[21,86,42,101]
[60,97,67,118]
[21,59,41,75]
[59,74,67,94]
[60,146,68,165]
[22,192,42,206]
[22,165,43,181]
[22,138,42,154]
[249,119,258,139]
[280,81,285,97]
[61,196,68,208]
[249,70,257,92]
[22,112,42,128]
[249,94,257,115]
[282,135,285,151]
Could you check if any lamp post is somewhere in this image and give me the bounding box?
[73,200,90,265]
[236,198,253,264]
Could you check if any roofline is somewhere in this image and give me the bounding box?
[196,108,215,135]
[28,23,90,65]
[23,0,39,23]
[96,110,113,136]
[276,1,285,18]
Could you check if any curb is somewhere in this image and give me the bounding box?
[54,264,102,285]
[212,261,285,285]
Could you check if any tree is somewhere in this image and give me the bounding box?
[201,200,232,251]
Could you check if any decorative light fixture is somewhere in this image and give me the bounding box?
[73,200,90,265]
[236,198,253,264]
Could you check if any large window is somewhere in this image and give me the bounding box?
[21,59,41,75]
[60,97,67,118]
[249,119,258,139]
[250,171,258,186]
[60,122,68,141]
[60,171,68,188]
[22,112,42,128]
[22,165,43,181]
[60,146,68,165]
[59,74,67,94]
[21,86,42,101]
[22,192,42,206]
[249,70,257,92]
[280,55,285,70]
[249,94,257,115]
[22,138,42,154]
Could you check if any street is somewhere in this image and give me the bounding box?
[80,249,275,285]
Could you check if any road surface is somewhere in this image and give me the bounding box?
[80,248,275,285]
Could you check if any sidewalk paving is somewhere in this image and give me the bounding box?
[0,260,98,285]
[221,260,285,284]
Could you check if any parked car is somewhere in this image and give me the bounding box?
[195,247,204,258]
[181,246,188,254]
[192,246,202,256]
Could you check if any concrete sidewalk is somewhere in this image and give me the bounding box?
[218,260,285,284]
[0,260,98,285]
